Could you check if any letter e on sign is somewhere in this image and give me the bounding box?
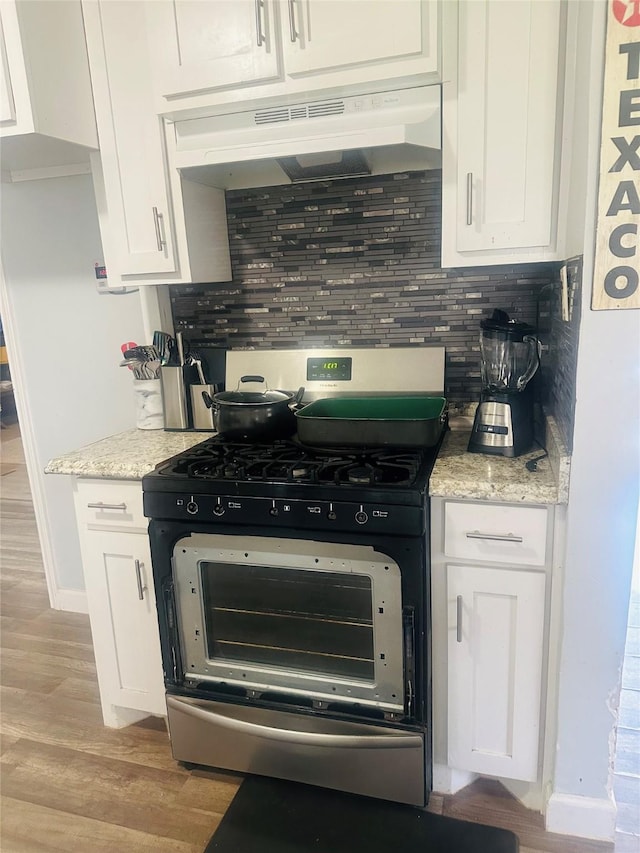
[593,1,640,310]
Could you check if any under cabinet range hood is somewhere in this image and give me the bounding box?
[170,86,441,189]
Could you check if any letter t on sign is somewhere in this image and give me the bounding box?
[592,7,640,310]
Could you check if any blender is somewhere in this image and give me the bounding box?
[468,309,540,457]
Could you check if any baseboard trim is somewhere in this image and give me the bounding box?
[54,588,89,615]
[546,791,617,841]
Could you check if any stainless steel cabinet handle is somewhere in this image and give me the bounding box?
[255,0,265,46]
[456,595,463,643]
[152,206,166,252]
[288,0,298,42]
[87,501,127,511]
[466,172,473,225]
[134,559,146,601]
[465,531,524,543]
[167,696,422,749]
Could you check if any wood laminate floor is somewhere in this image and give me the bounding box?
[0,423,635,852]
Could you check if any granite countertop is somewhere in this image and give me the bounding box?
[430,413,570,505]
[44,429,213,480]
[46,415,570,505]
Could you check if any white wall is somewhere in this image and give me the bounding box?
[548,0,640,835]
[0,174,146,599]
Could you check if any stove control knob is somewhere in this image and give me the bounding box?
[327,511,337,521]
[355,510,368,525]
[269,507,279,517]
[213,504,225,517]
[186,501,199,515]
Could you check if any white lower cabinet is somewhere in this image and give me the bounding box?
[447,563,545,782]
[74,480,165,728]
[431,496,555,792]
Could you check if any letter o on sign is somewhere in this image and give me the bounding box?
[604,266,639,299]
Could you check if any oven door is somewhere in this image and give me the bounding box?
[165,693,425,806]
[172,534,405,713]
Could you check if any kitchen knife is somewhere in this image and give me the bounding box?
[175,332,185,367]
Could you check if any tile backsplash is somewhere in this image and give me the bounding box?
[537,255,582,452]
[171,170,562,406]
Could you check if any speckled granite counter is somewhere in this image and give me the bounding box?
[430,414,570,505]
[46,416,571,503]
[45,429,213,480]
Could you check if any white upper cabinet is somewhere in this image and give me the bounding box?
[148,0,281,101]
[83,0,178,278]
[146,0,439,115]
[441,0,563,267]
[282,0,433,76]
[0,0,97,176]
[0,7,20,126]
[83,0,231,286]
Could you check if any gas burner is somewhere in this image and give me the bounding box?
[291,464,312,480]
[156,436,430,488]
[347,465,379,485]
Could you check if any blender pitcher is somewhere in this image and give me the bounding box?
[480,318,540,392]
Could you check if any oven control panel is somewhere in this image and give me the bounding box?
[144,492,425,536]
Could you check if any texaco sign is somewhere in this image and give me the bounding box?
[592,0,640,310]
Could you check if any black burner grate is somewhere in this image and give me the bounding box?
[158,439,424,488]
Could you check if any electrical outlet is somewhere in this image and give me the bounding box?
[560,265,570,322]
[93,262,137,296]
[94,262,109,295]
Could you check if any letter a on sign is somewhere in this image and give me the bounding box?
[593,1,640,310]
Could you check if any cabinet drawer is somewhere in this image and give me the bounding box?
[75,480,146,532]
[444,502,548,566]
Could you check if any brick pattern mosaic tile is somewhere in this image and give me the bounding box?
[171,171,570,411]
[537,256,582,452]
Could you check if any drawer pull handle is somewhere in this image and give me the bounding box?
[135,559,146,601]
[87,502,127,511]
[466,531,524,543]
[456,595,463,643]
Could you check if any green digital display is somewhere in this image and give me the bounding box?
[307,357,352,381]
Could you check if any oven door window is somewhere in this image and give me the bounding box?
[201,562,374,681]
[172,535,405,712]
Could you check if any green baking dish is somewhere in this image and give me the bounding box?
[295,396,447,448]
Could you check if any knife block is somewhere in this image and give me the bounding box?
[160,366,189,430]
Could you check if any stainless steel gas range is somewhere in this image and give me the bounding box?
[142,347,445,807]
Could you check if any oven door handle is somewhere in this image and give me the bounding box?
[166,696,421,749]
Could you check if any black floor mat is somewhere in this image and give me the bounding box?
[204,775,519,853]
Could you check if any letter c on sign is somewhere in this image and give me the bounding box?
[609,222,638,257]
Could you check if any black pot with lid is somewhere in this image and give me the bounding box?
[202,375,305,439]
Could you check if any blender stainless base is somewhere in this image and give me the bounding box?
[468,393,534,458]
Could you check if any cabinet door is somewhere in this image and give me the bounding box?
[449,0,561,256]
[147,0,280,100]
[447,564,545,782]
[0,0,32,134]
[283,0,436,77]
[0,13,16,124]
[83,1,178,277]
[82,530,166,720]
